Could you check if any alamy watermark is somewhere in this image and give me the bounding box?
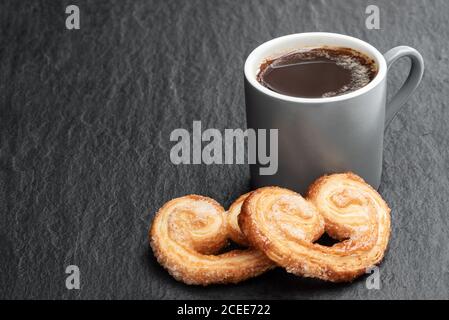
[169,121,278,175]
[65,5,80,30]
[365,5,380,30]
[65,265,80,290]
[365,266,380,290]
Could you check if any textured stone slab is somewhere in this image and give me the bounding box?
[0,0,448,299]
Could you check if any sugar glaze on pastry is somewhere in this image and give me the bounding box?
[149,195,274,285]
[239,173,391,282]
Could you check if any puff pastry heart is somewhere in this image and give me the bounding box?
[239,173,391,282]
[226,192,253,246]
[150,194,274,285]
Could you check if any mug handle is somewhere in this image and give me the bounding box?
[383,46,424,127]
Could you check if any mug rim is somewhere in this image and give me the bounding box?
[244,32,387,104]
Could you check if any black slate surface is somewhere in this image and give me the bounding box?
[0,0,448,299]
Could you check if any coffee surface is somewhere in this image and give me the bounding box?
[257,47,377,98]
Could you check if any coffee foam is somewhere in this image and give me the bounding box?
[258,47,377,98]
[295,48,375,98]
[323,52,374,97]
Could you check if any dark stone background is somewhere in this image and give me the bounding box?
[0,0,448,299]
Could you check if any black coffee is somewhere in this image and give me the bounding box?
[257,47,377,98]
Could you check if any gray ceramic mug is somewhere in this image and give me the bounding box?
[244,32,424,193]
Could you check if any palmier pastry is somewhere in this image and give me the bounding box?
[239,173,391,282]
[226,192,252,246]
[149,195,274,285]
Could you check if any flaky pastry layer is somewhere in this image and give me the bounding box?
[149,195,274,285]
[239,173,391,282]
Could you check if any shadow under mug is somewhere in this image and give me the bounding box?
[244,32,424,193]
